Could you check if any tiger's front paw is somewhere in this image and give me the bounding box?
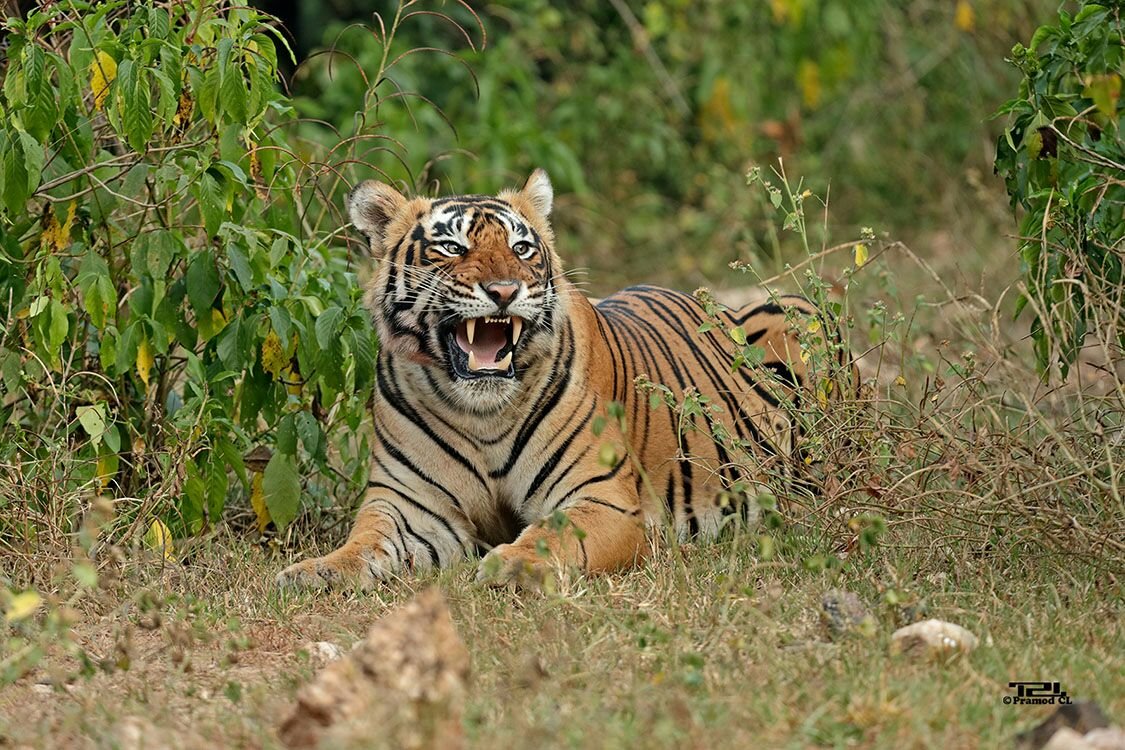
[275,547,384,593]
[475,544,552,590]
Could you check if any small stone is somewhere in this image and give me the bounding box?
[820,589,875,640]
[1016,702,1111,750]
[279,588,470,750]
[1084,728,1125,750]
[304,640,343,667]
[30,683,52,696]
[889,618,977,659]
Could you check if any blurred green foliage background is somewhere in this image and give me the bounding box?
[272,0,1054,290]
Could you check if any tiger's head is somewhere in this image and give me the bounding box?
[347,170,566,414]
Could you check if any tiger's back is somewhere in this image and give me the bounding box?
[589,285,820,537]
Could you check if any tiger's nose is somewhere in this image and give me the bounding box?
[484,280,520,306]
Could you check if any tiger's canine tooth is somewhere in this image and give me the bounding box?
[466,318,476,345]
[468,350,481,371]
[511,317,523,345]
[496,351,513,371]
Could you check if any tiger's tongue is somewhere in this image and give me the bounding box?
[455,320,506,366]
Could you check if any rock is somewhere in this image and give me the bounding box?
[279,588,470,750]
[889,618,978,659]
[820,589,875,639]
[303,641,343,667]
[1085,728,1125,750]
[1016,702,1111,750]
[1042,728,1096,750]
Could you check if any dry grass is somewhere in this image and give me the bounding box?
[0,534,1121,749]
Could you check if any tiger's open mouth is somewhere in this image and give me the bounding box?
[446,316,524,380]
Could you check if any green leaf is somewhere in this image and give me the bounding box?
[216,314,251,370]
[194,171,225,235]
[76,403,108,444]
[1,128,31,214]
[227,244,254,292]
[269,306,292,344]
[262,452,300,532]
[315,306,343,349]
[123,64,153,152]
[114,322,141,377]
[186,253,220,315]
[295,410,320,458]
[0,348,22,395]
[276,413,297,456]
[16,129,44,197]
[47,299,69,359]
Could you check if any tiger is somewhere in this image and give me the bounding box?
[275,169,842,590]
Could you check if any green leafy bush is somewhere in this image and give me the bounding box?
[293,0,1051,287]
[994,2,1124,376]
[0,1,415,554]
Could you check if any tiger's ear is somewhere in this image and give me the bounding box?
[347,179,407,257]
[519,168,553,218]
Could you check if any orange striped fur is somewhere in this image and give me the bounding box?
[276,170,839,590]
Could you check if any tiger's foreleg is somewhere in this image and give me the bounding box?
[276,490,468,592]
[477,492,646,587]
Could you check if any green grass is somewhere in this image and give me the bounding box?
[1,532,1121,749]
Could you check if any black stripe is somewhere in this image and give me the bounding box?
[550,447,631,513]
[525,400,597,505]
[368,481,461,560]
[372,420,466,514]
[378,358,490,491]
[372,497,441,567]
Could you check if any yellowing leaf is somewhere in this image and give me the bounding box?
[700,77,737,143]
[5,591,42,622]
[136,337,154,388]
[800,349,811,364]
[954,0,975,32]
[854,242,869,268]
[95,454,116,492]
[249,143,268,200]
[172,91,193,128]
[41,202,77,252]
[249,473,271,533]
[143,519,175,561]
[797,59,822,109]
[894,375,907,387]
[1084,74,1121,118]
[769,0,804,25]
[816,379,834,409]
[89,51,117,111]
[806,318,822,334]
[261,330,287,378]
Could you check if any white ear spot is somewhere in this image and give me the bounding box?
[347,180,407,255]
[521,168,553,217]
